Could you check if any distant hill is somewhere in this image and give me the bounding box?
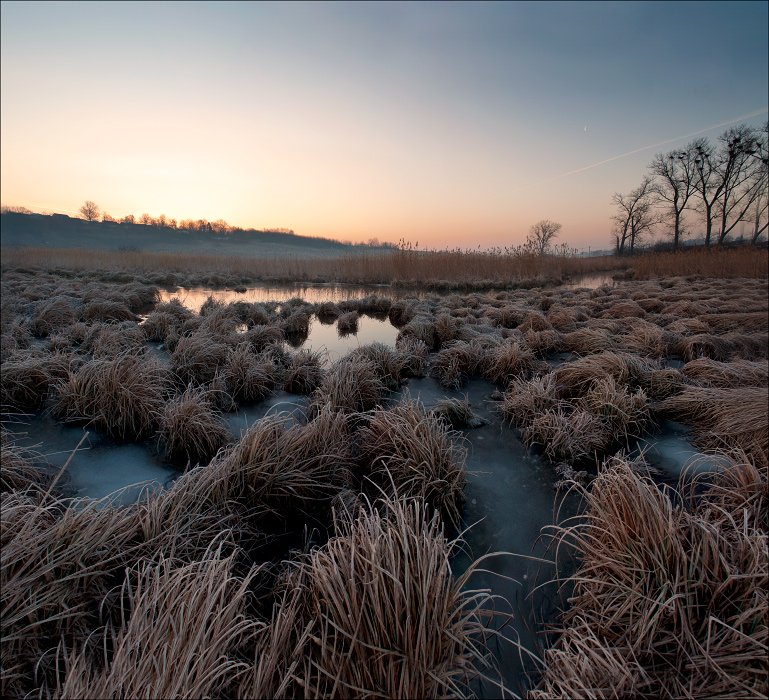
[0,212,393,259]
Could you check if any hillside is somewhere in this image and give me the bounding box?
[0,212,391,259]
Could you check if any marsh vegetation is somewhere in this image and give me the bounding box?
[1,252,767,698]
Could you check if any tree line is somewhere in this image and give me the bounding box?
[612,122,768,253]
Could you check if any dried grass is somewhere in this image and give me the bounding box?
[359,400,466,527]
[52,354,168,441]
[681,357,768,388]
[310,356,387,415]
[659,385,768,467]
[533,455,768,699]
[58,542,260,699]
[284,349,325,394]
[158,385,231,466]
[241,496,502,698]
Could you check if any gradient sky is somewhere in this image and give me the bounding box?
[2,1,767,250]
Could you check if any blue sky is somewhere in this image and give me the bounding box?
[2,1,767,249]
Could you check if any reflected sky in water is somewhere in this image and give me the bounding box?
[159,284,405,312]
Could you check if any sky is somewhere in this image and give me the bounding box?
[1,1,767,251]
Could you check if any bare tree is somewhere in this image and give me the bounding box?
[527,220,561,255]
[748,123,769,244]
[79,200,100,222]
[611,177,656,254]
[711,126,765,245]
[649,144,698,251]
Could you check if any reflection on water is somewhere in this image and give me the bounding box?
[392,377,579,696]
[563,273,618,290]
[2,415,176,508]
[303,315,399,364]
[159,284,403,312]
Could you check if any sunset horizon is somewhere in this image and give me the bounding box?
[3,1,767,251]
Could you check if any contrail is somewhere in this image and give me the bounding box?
[552,108,768,180]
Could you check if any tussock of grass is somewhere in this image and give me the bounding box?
[603,299,646,318]
[347,342,407,390]
[398,315,439,350]
[58,542,260,699]
[674,333,734,362]
[141,310,180,342]
[1,356,53,411]
[659,385,768,467]
[522,407,609,463]
[212,408,353,510]
[518,310,553,333]
[159,386,231,466]
[579,375,651,444]
[552,351,656,398]
[394,335,429,377]
[523,328,563,355]
[359,400,466,527]
[80,299,137,324]
[246,324,285,352]
[388,299,417,326]
[1,494,141,697]
[170,333,229,385]
[315,301,341,323]
[336,310,359,335]
[681,357,769,387]
[533,455,768,699]
[430,396,486,429]
[30,298,78,337]
[283,349,325,394]
[280,311,311,346]
[310,356,387,415]
[644,367,685,400]
[242,496,500,698]
[482,339,544,385]
[52,354,168,441]
[85,321,145,358]
[222,343,277,404]
[562,327,617,354]
[499,373,561,427]
[0,433,48,494]
[432,342,474,389]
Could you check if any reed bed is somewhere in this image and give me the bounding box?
[359,400,467,527]
[533,455,768,699]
